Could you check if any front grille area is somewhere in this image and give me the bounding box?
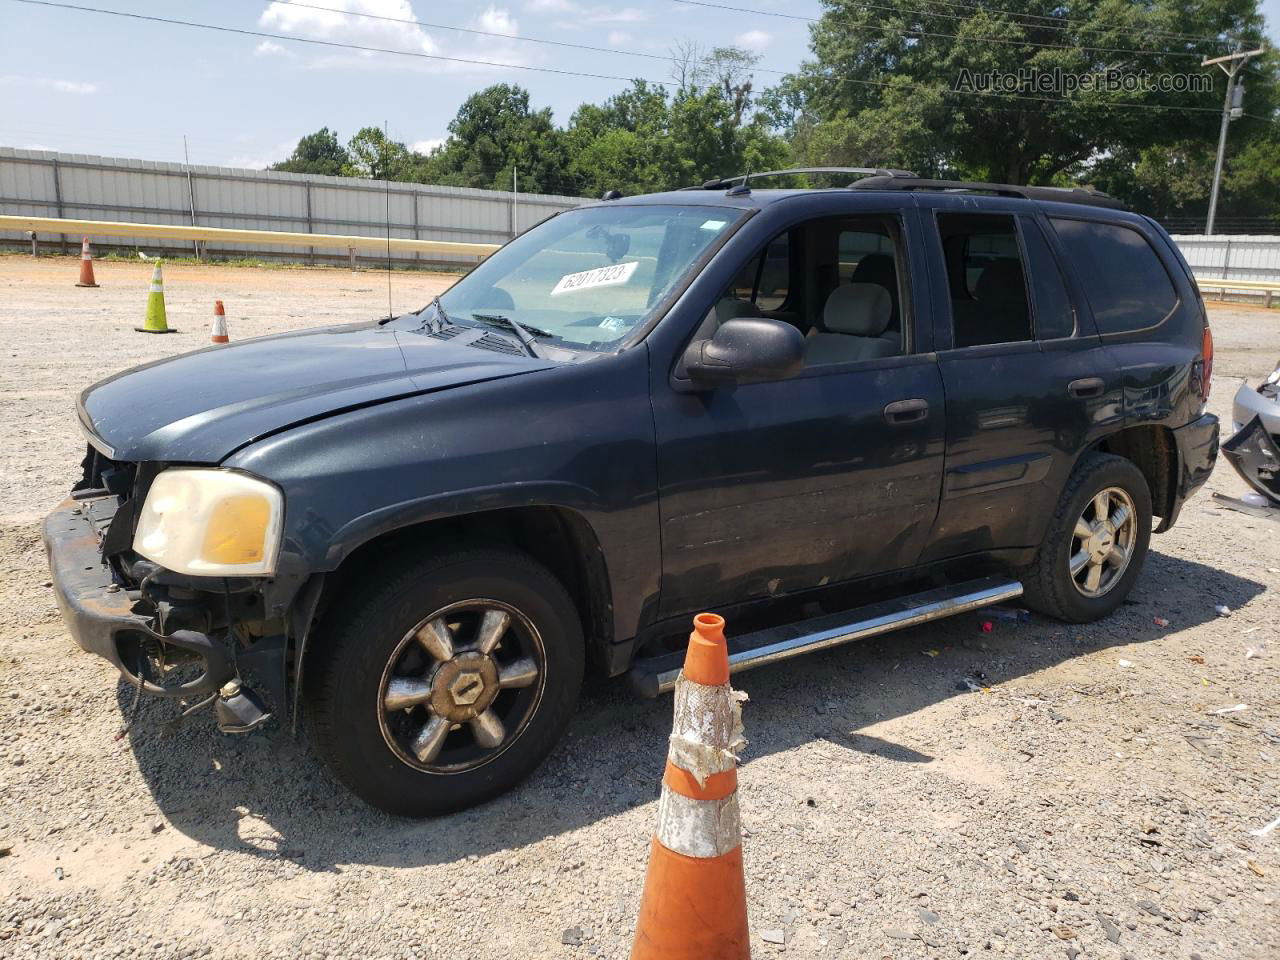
[75,443,137,502]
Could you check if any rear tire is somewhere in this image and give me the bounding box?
[1021,453,1152,623]
[305,546,584,817]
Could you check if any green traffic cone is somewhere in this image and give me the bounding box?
[135,261,176,334]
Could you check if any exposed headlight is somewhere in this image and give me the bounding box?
[133,469,283,576]
[1265,364,1280,386]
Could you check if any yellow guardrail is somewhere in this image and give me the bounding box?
[1195,276,1280,307]
[0,215,501,258]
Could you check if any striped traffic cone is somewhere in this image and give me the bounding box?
[75,236,99,288]
[135,262,176,334]
[210,300,229,344]
[631,613,750,960]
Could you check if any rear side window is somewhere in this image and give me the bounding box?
[1050,219,1177,334]
[1019,218,1075,340]
[937,213,1032,348]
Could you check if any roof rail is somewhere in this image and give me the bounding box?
[684,167,918,192]
[850,176,1128,210]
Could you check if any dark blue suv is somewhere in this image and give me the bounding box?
[44,169,1219,815]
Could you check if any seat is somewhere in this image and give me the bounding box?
[850,253,902,353]
[954,259,1031,347]
[804,283,897,365]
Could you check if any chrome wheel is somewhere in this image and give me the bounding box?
[1068,486,1137,599]
[377,599,545,774]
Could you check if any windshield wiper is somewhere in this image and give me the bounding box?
[471,313,550,358]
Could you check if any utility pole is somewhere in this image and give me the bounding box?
[1202,46,1264,235]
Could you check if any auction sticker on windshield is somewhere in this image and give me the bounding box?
[551,261,640,296]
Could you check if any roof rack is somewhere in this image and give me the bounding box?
[685,167,918,192]
[849,176,1128,210]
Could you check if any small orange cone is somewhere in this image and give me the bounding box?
[75,236,99,288]
[630,613,750,960]
[210,300,229,344]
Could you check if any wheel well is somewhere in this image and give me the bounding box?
[1095,425,1177,527]
[313,506,613,669]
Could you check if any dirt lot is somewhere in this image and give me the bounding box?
[0,254,1277,960]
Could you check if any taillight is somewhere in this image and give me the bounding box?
[1201,324,1214,402]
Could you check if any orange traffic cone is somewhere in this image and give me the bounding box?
[211,300,229,344]
[630,613,750,960]
[75,236,99,288]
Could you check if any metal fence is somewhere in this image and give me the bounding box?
[0,147,587,267]
[1168,234,1280,284]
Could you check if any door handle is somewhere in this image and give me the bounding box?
[1068,377,1105,399]
[884,398,929,424]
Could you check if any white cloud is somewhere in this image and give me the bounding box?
[259,0,439,56]
[0,75,97,95]
[606,30,631,45]
[411,137,445,154]
[735,29,772,51]
[582,7,647,23]
[524,0,576,10]
[254,40,296,57]
[476,6,518,36]
[260,1,532,74]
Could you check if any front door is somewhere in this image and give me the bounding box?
[650,200,947,617]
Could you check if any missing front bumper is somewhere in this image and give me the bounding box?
[41,497,237,698]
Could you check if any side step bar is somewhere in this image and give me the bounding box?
[628,575,1023,697]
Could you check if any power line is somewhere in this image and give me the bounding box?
[846,0,1235,44]
[10,0,681,86]
[670,0,1228,58]
[5,0,1244,119]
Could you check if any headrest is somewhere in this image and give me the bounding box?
[823,283,892,337]
[975,259,1025,301]
[850,253,897,288]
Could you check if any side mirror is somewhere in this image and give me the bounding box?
[683,317,805,385]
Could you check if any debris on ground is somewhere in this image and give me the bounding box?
[1154,616,1171,627]
[1250,814,1280,838]
[1215,604,1233,617]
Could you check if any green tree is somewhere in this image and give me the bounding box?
[343,127,414,180]
[419,84,574,194]
[776,0,1274,186]
[271,127,349,176]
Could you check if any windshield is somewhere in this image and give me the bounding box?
[432,204,742,351]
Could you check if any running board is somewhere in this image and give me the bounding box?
[628,575,1023,698]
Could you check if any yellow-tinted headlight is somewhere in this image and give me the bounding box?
[134,469,283,576]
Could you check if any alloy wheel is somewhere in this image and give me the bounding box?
[1068,486,1138,599]
[376,599,545,774]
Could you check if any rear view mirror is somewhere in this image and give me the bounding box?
[683,317,804,385]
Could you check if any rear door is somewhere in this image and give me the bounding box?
[648,196,947,617]
[916,198,1123,561]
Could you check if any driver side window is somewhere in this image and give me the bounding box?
[706,214,909,368]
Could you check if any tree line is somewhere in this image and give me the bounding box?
[270,0,1280,231]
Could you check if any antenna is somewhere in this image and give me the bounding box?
[383,120,393,320]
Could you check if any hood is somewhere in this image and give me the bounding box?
[80,322,553,463]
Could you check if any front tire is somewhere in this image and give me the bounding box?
[305,546,584,817]
[1021,453,1152,623]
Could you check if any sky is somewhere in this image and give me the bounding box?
[0,0,1276,170]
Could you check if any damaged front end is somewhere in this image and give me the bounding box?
[42,444,319,733]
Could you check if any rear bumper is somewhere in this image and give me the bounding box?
[42,497,236,698]
[1161,412,1219,529]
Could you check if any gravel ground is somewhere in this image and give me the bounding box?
[0,254,1277,960]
